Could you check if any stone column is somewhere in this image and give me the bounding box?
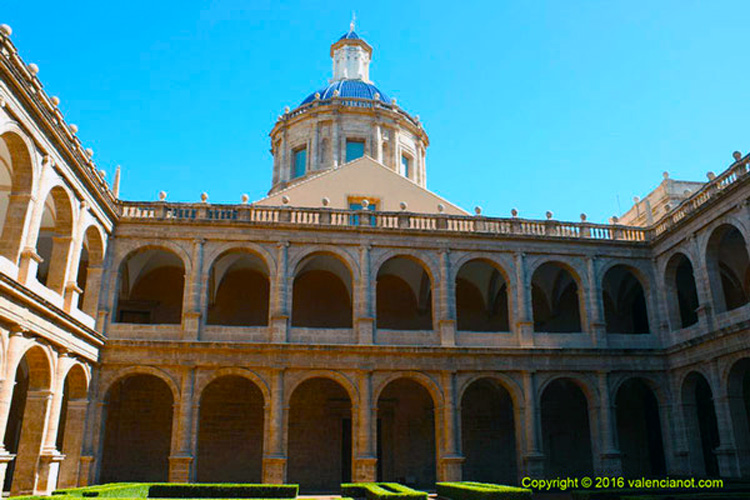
[521,372,544,477]
[57,399,88,489]
[375,124,383,163]
[514,253,534,346]
[586,256,607,346]
[46,235,74,294]
[270,242,290,343]
[356,245,374,345]
[12,389,54,495]
[17,247,43,286]
[0,328,26,493]
[353,371,376,482]
[262,370,287,483]
[36,353,68,494]
[0,192,33,264]
[81,265,104,317]
[437,249,456,346]
[281,129,290,181]
[182,239,205,340]
[332,115,340,167]
[169,368,195,483]
[597,372,622,475]
[690,234,715,328]
[711,362,741,477]
[438,372,464,481]
[310,121,319,172]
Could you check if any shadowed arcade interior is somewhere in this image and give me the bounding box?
[455,260,510,332]
[532,262,582,333]
[377,257,433,330]
[292,253,352,328]
[541,378,593,477]
[207,251,270,326]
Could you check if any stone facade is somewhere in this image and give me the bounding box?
[0,21,749,497]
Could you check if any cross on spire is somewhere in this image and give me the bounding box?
[350,12,356,32]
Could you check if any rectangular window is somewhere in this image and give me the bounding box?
[293,147,307,178]
[401,155,410,178]
[345,139,365,162]
[348,198,378,226]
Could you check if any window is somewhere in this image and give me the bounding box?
[345,139,365,162]
[401,155,410,178]
[293,147,307,178]
[348,198,378,226]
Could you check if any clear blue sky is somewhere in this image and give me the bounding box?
[4,1,750,222]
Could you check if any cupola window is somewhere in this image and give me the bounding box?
[345,139,365,162]
[293,147,307,178]
[401,155,411,178]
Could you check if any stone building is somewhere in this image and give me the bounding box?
[0,21,749,496]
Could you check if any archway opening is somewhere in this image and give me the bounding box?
[197,376,264,482]
[377,378,436,488]
[376,257,432,330]
[456,260,509,332]
[532,262,582,333]
[707,224,750,312]
[56,365,89,490]
[460,378,516,483]
[666,253,699,328]
[76,226,104,312]
[0,132,34,263]
[3,347,52,494]
[291,254,352,328]
[100,374,173,482]
[288,378,352,492]
[728,359,750,476]
[615,379,666,477]
[115,248,184,324]
[541,378,593,476]
[35,187,74,292]
[602,265,649,334]
[681,372,720,477]
[207,251,269,326]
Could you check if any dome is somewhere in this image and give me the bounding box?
[339,30,361,41]
[300,79,390,106]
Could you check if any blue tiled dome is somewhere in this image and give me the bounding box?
[300,79,390,105]
[339,30,361,41]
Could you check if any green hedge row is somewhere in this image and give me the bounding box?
[436,482,531,500]
[51,484,298,499]
[341,482,428,500]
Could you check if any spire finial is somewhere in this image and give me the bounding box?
[350,12,356,32]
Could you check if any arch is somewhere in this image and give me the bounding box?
[206,249,270,326]
[373,372,444,409]
[615,377,666,477]
[100,373,174,482]
[285,370,359,409]
[100,366,181,403]
[115,247,186,324]
[35,185,75,292]
[287,377,353,492]
[376,377,436,488]
[531,261,583,333]
[197,375,265,482]
[56,362,91,490]
[602,264,650,334]
[0,129,35,263]
[727,358,750,476]
[681,371,720,476]
[13,344,53,391]
[77,224,106,312]
[455,259,510,332]
[706,223,750,312]
[376,255,433,330]
[665,252,700,329]
[196,368,270,405]
[460,377,517,483]
[291,252,353,328]
[540,377,594,476]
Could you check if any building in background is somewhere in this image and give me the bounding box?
[0,21,749,495]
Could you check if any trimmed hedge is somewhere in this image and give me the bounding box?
[341,482,428,500]
[436,482,531,500]
[51,483,298,499]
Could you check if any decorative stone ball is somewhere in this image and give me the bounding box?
[27,63,39,76]
[322,197,330,207]
[511,208,518,217]
[415,115,420,122]
[284,106,290,113]
[374,93,380,100]
[86,148,94,158]
[98,169,106,177]
[51,96,60,106]
[400,201,408,211]
[158,191,167,201]
[474,206,482,215]
[69,124,78,134]
[664,204,671,212]
[546,210,553,220]
[281,195,290,205]
[200,192,209,203]
[662,171,670,180]
[611,215,619,224]
[683,189,692,196]
[580,213,587,222]
[241,194,249,204]
[707,171,716,180]
[361,199,369,208]
[314,92,321,100]
[0,25,12,37]
[733,151,742,161]
[437,203,445,213]
[633,196,640,203]
[333,89,340,97]
[391,98,397,105]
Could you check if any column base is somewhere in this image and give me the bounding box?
[78,456,95,487]
[438,455,465,482]
[262,455,287,484]
[168,455,193,483]
[439,320,456,347]
[523,452,545,478]
[0,452,15,494]
[356,317,375,345]
[36,452,65,495]
[353,456,377,482]
[182,311,201,340]
[598,451,623,476]
[270,316,289,343]
[516,321,534,347]
[715,445,740,478]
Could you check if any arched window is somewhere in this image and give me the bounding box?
[376,256,432,330]
[206,251,269,326]
[706,224,750,312]
[115,248,185,324]
[532,262,582,333]
[455,260,510,332]
[35,186,74,293]
[602,265,649,334]
[666,253,699,328]
[291,253,352,328]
